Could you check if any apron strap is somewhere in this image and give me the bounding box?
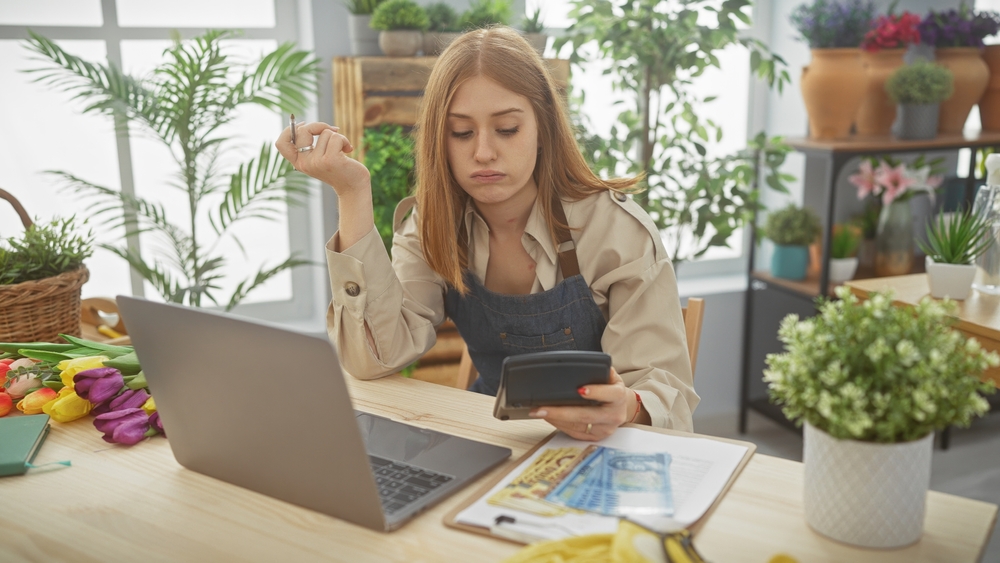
[550,198,581,279]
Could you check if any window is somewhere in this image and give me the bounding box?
[0,0,324,326]
[532,0,763,278]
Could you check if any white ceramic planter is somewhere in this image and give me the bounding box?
[378,30,423,57]
[803,422,932,548]
[925,256,976,300]
[828,257,858,284]
[348,14,381,56]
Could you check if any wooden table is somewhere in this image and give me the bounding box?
[847,274,1000,388]
[1,375,996,562]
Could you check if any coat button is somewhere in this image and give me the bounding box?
[614,192,627,202]
[344,282,360,297]
[564,327,572,335]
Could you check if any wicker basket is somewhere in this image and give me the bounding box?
[0,188,89,343]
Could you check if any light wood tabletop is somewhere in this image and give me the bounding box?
[846,274,1000,388]
[1,375,996,562]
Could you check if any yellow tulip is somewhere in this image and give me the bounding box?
[57,356,110,389]
[141,396,156,415]
[16,388,58,414]
[42,387,94,423]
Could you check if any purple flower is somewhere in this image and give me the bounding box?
[790,0,876,48]
[919,7,1000,47]
[94,408,150,445]
[149,411,165,436]
[93,387,151,416]
[73,367,124,405]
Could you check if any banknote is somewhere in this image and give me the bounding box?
[545,447,674,517]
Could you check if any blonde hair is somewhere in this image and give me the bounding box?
[414,26,639,294]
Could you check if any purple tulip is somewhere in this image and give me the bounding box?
[94,408,150,445]
[92,388,150,416]
[149,411,165,436]
[73,367,124,405]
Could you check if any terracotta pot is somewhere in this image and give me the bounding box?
[936,47,989,134]
[856,49,906,136]
[801,49,866,139]
[979,45,1000,131]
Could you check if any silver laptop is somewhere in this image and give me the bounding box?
[117,296,511,532]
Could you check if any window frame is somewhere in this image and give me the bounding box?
[0,0,327,325]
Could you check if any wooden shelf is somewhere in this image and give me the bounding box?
[785,130,1000,156]
[333,56,570,162]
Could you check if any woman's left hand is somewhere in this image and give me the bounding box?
[529,368,631,441]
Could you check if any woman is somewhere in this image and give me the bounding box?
[276,27,697,441]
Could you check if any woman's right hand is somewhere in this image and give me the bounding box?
[275,121,371,198]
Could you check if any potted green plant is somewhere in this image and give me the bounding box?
[764,205,822,281]
[766,286,997,548]
[0,189,93,343]
[918,209,992,300]
[459,0,512,30]
[520,7,547,56]
[423,2,462,56]
[364,124,415,251]
[371,0,429,57]
[885,60,954,140]
[828,223,861,283]
[790,0,876,139]
[24,31,318,310]
[555,0,792,265]
[346,0,387,56]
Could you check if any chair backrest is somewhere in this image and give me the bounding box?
[454,297,706,389]
[681,297,704,375]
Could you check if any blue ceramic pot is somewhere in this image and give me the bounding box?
[772,244,809,280]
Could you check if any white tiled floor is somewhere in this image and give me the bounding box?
[694,410,1000,562]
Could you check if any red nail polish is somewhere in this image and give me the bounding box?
[578,386,589,396]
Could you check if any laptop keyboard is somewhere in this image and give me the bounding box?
[369,455,455,515]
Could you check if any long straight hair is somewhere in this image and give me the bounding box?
[414,26,640,294]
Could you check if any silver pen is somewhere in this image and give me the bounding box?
[290,114,297,145]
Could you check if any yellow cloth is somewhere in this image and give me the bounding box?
[501,521,694,563]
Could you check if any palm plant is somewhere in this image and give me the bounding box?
[23,30,319,310]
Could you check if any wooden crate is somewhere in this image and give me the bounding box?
[333,56,571,163]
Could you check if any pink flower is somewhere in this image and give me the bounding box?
[875,162,916,205]
[6,373,44,400]
[850,160,879,200]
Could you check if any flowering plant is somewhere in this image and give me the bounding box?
[861,12,921,52]
[765,286,998,443]
[918,5,1000,48]
[790,0,876,49]
[848,156,943,207]
[0,335,162,445]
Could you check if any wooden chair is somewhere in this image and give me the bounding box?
[454,297,706,390]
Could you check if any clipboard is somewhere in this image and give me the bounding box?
[442,425,757,544]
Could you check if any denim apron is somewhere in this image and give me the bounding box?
[444,199,607,395]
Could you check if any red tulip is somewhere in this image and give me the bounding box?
[0,391,12,417]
